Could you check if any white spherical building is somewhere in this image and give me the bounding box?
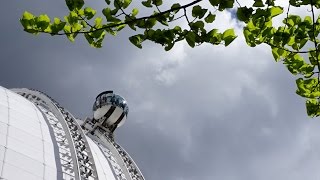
[0,86,144,180]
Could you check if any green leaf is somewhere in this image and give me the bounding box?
[237,7,253,22]
[85,31,106,48]
[132,8,139,16]
[269,6,283,18]
[205,13,216,23]
[116,23,126,31]
[63,25,76,42]
[129,34,144,48]
[51,18,66,33]
[299,38,308,49]
[144,18,157,28]
[252,8,268,20]
[36,14,51,31]
[304,16,312,25]
[296,78,320,98]
[306,98,320,117]
[72,23,82,32]
[84,7,96,20]
[173,26,182,32]
[152,0,162,6]
[20,11,35,30]
[287,36,295,46]
[219,0,234,10]
[207,29,222,44]
[253,0,264,7]
[165,42,174,51]
[102,8,112,20]
[103,9,121,22]
[22,11,34,21]
[92,29,105,38]
[105,27,117,36]
[123,0,132,8]
[186,31,196,47]
[84,33,94,44]
[192,5,207,19]
[171,3,181,13]
[284,15,301,26]
[65,0,84,11]
[191,21,205,29]
[308,49,319,65]
[54,18,63,25]
[142,0,152,7]
[157,18,168,26]
[77,9,84,16]
[222,28,237,46]
[265,0,275,5]
[24,29,39,34]
[94,17,103,28]
[209,0,220,6]
[272,47,280,61]
[64,11,78,26]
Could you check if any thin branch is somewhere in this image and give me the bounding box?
[265,42,316,53]
[155,5,162,13]
[310,1,320,84]
[115,0,133,20]
[168,14,185,22]
[33,0,203,36]
[115,12,125,17]
[184,8,191,25]
[78,15,96,29]
[235,0,242,7]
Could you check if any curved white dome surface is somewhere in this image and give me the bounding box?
[0,87,59,180]
[0,86,144,180]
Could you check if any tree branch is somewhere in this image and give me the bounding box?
[35,0,203,35]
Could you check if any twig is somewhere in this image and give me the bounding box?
[32,0,203,35]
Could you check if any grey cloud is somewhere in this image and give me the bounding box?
[2,1,320,180]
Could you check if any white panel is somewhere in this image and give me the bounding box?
[9,115,42,139]
[6,135,44,162]
[10,107,39,122]
[0,160,3,177]
[8,98,35,115]
[0,145,5,162]
[0,146,4,177]
[0,133,7,147]
[43,141,58,169]
[1,162,43,180]
[9,106,39,123]
[8,125,43,149]
[0,121,8,136]
[9,94,31,105]
[99,151,118,180]
[7,90,31,105]
[4,148,44,178]
[41,121,53,141]
[44,153,58,169]
[43,140,55,155]
[87,138,117,180]
[0,104,8,124]
[44,164,58,180]
[0,91,7,107]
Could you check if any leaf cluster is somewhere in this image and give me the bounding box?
[20,0,320,117]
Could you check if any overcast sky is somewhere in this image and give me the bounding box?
[2,0,320,180]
